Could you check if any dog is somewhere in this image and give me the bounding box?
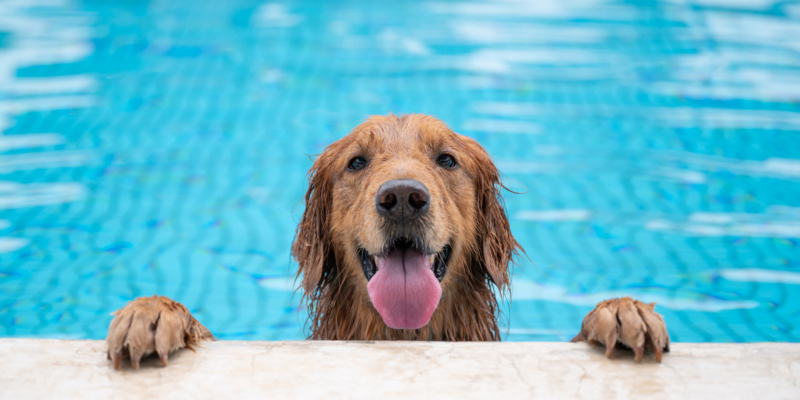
[106,114,669,369]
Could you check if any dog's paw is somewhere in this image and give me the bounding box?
[570,297,670,363]
[106,295,214,370]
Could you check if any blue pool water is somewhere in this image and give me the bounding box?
[1,0,800,342]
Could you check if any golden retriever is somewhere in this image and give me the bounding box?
[106,114,669,369]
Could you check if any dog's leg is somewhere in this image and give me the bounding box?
[106,295,214,370]
[571,297,669,363]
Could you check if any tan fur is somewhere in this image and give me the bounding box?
[106,295,214,369]
[292,114,521,341]
[570,297,670,363]
[106,115,671,369]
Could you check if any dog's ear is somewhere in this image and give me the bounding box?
[460,135,521,290]
[292,147,338,296]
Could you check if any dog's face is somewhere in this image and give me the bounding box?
[293,114,518,332]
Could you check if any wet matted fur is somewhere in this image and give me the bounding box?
[105,114,671,369]
[292,114,521,341]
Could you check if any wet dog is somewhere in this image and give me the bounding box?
[107,114,669,369]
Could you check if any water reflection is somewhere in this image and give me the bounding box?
[0,0,94,260]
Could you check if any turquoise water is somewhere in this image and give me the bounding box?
[1,0,800,342]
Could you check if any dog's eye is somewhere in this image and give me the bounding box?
[436,154,457,169]
[348,156,367,171]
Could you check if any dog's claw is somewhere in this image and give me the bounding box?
[617,298,646,361]
[572,297,670,363]
[105,295,214,370]
[604,343,615,359]
[113,352,122,370]
[636,300,670,363]
[634,346,644,363]
[130,348,142,370]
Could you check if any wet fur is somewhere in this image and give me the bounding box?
[106,114,670,368]
[292,114,521,341]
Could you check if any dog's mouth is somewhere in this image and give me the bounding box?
[359,238,451,283]
[358,238,451,330]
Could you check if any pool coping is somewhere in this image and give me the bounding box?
[1,339,798,399]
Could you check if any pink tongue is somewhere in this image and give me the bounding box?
[367,248,442,330]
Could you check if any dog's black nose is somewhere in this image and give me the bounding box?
[376,179,429,222]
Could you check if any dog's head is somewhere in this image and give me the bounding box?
[293,114,519,332]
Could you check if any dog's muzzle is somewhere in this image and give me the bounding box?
[362,179,449,329]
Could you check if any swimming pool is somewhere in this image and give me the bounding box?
[1,0,799,342]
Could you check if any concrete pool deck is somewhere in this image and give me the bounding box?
[1,339,798,399]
